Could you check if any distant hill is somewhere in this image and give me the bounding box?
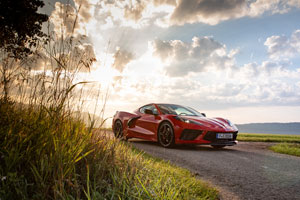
[236,122,300,135]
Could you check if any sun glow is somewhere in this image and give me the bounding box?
[89,65,117,86]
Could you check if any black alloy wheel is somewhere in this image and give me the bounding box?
[113,120,123,138]
[158,122,175,148]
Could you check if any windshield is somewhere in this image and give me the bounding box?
[157,104,204,116]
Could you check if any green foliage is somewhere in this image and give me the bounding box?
[270,143,300,157]
[128,147,219,200]
[0,100,218,199]
[238,133,300,157]
[237,133,300,143]
[0,0,48,58]
[0,99,92,199]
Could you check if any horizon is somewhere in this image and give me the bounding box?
[40,0,300,124]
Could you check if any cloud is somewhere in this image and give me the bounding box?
[93,0,153,29]
[151,37,236,76]
[152,39,174,60]
[50,2,79,35]
[108,30,300,112]
[74,0,93,22]
[169,0,300,26]
[170,0,247,25]
[111,67,300,112]
[112,48,134,72]
[249,0,286,16]
[92,0,300,29]
[124,0,146,21]
[153,0,176,6]
[249,0,300,17]
[50,0,94,36]
[264,29,300,60]
[23,44,96,72]
[47,1,97,73]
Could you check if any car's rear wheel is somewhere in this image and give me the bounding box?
[113,120,123,138]
[211,145,226,149]
[158,122,175,148]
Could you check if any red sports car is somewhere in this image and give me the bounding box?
[112,103,238,148]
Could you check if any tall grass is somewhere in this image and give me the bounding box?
[0,98,93,199]
[0,100,218,199]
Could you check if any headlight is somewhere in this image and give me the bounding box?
[227,120,233,126]
[227,120,237,128]
[173,116,203,126]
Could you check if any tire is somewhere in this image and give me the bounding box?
[113,120,123,138]
[157,121,175,148]
[211,145,226,149]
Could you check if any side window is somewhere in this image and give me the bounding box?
[152,107,158,115]
[139,105,158,115]
[139,105,151,114]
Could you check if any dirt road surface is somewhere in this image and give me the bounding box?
[130,140,300,200]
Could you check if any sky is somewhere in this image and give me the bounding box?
[41,0,300,124]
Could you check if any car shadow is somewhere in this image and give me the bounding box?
[129,139,237,152]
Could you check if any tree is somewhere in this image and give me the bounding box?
[0,0,48,59]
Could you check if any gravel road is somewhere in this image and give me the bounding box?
[131,140,300,200]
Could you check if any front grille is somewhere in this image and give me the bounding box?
[203,131,238,142]
[180,129,203,140]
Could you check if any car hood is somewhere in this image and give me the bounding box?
[181,116,237,131]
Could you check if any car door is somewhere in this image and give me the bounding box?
[134,104,160,140]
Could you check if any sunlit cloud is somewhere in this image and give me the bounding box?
[112,47,134,72]
[265,29,300,60]
[88,0,300,29]
[151,37,236,76]
[170,0,247,26]
[106,35,300,113]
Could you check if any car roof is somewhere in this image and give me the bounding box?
[140,103,186,108]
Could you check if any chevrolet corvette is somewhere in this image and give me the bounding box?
[112,103,238,148]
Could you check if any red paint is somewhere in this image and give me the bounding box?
[112,103,238,147]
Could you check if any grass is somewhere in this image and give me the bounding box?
[128,146,219,199]
[237,133,300,143]
[269,143,300,157]
[237,133,300,157]
[0,99,218,199]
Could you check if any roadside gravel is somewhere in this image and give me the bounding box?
[131,140,300,200]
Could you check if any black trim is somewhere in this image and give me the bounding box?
[195,141,237,146]
[127,116,141,128]
[203,131,238,142]
[180,129,203,140]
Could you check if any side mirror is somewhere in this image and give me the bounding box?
[201,113,206,117]
[144,109,154,115]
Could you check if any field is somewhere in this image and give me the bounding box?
[270,143,300,157]
[237,133,300,143]
[238,133,300,157]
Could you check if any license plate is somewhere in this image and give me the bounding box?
[217,133,233,139]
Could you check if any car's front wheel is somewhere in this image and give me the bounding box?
[113,120,123,138]
[158,122,175,148]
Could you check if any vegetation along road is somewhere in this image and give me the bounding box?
[131,140,300,200]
